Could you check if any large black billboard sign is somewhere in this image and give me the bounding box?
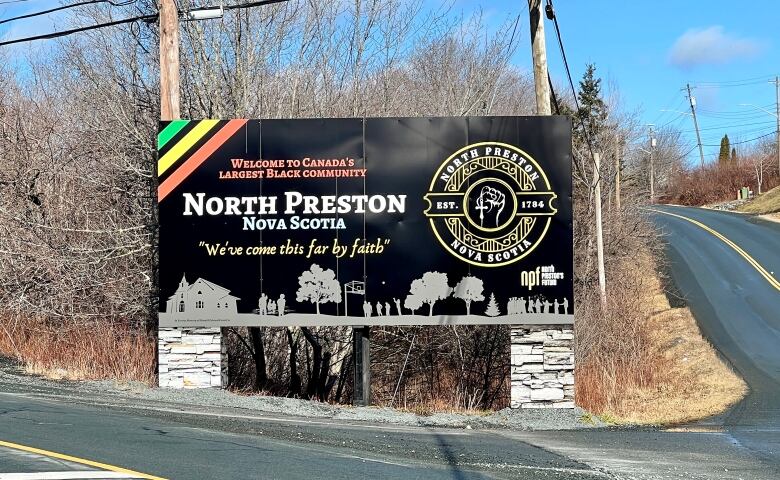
[158,117,572,327]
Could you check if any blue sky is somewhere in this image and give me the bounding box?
[2,0,778,165]
[455,0,779,165]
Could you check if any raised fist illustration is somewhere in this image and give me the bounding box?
[475,185,506,227]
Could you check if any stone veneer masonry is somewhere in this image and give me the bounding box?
[510,326,574,408]
[158,326,574,405]
[159,327,223,388]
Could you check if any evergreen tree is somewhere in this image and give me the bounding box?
[573,64,608,147]
[484,293,500,317]
[731,147,737,163]
[718,135,731,164]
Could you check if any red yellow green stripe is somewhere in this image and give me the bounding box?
[158,119,247,202]
[158,120,190,150]
[158,119,220,176]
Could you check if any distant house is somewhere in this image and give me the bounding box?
[165,275,239,318]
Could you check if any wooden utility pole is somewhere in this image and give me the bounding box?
[774,76,780,175]
[686,84,704,168]
[160,0,180,120]
[529,0,551,115]
[614,133,621,211]
[649,125,655,204]
[593,152,606,306]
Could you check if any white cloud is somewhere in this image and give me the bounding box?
[668,26,764,68]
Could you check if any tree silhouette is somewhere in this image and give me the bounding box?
[485,293,500,317]
[296,264,341,314]
[453,275,484,315]
[718,134,731,164]
[404,294,423,314]
[408,271,451,316]
[574,64,608,147]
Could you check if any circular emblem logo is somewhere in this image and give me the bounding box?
[424,142,557,267]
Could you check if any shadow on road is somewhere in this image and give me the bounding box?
[432,432,472,480]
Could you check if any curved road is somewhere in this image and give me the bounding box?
[650,205,780,465]
[0,204,778,479]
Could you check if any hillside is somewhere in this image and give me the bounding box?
[738,185,780,215]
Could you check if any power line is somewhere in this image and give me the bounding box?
[650,93,685,126]
[678,119,776,133]
[700,131,775,147]
[694,75,775,87]
[544,0,597,162]
[0,0,289,48]
[0,0,135,26]
[656,112,687,129]
[0,13,156,47]
[223,0,289,11]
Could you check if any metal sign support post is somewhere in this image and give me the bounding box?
[344,280,370,406]
[353,326,370,406]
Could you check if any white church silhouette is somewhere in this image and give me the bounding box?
[165,274,239,318]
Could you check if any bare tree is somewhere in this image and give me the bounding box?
[750,153,770,195]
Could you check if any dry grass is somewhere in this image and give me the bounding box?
[0,314,155,385]
[737,185,780,214]
[664,161,779,206]
[586,276,746,425]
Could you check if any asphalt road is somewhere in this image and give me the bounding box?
[1,204,779,479]
[0,390,610,480]
[649,205,780,466]
[2,386,780,480]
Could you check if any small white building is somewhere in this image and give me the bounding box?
[165,275,239,318]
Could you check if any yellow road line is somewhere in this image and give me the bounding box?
[0,440,167,480]
[650,208,780,292]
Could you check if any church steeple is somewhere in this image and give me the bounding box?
[179,274,188,289]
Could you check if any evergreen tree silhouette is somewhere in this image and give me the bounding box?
[485,293,500,317]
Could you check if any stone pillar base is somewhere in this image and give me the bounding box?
[158,327,222,388]
[510,326,574,408]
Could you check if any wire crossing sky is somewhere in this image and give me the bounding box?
[3,0,777,166]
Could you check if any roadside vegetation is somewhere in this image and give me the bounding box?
[737,184,780,215]
[663,138,779,206]
[0,316,154,383]
[578,255,746,424]
[0,0,750,421]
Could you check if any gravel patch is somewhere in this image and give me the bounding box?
[706,199,749,211]
[0,356,606,430]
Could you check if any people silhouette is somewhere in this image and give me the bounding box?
[543,299,551,314]
[553,299,560,314]
[393,298,402,316]
[277,294,286,316]
[519,297,526,314]
[362,301,371,317]
[376,302,383,316]
[268,300,276,316]
[385,302,391,316]
[535,298,542,313]
[563,297,569,315]
[258,293,267,315]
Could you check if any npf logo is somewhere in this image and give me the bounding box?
[423,142,557,267]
